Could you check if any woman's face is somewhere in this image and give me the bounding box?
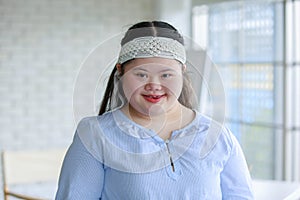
[120,57,184,116]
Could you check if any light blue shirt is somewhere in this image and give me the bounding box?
[56,109,254,199]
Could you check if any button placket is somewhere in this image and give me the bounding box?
[164,140,182,180]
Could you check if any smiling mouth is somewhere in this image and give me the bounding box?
[142,95,166,103]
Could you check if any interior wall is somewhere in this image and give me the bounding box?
[154,0,192,37]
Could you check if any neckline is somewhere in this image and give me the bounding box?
[113,108,200,142]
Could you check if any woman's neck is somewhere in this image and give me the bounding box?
[121,103,194,140]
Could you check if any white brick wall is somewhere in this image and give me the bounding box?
[0,0,156,198]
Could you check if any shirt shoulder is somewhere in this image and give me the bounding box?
[194,112,236,160]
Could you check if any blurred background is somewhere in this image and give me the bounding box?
[0,0,299,199]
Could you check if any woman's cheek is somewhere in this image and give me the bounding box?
[163,78,183,98]
[122,77,144,101]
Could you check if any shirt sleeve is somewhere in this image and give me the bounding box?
[55,131,104,200]
[220,130,254,200]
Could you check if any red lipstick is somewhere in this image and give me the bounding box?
[143,95,165,103]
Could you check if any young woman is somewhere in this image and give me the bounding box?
[56,21,254,199]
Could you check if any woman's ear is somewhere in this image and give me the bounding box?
[116,63,122,73]
[182,64,187,72]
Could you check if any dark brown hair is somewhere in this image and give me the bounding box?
[98,21,196,115]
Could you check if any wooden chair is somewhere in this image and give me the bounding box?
[1,149,66,200]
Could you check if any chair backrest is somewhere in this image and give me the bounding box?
[1,149,66,200]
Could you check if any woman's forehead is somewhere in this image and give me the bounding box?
[124,58,182,71]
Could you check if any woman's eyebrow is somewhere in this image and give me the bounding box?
[159,69,177,73]
[132,68,149,72]
[132,67,177,73]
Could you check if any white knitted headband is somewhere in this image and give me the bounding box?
[117,36,186,64]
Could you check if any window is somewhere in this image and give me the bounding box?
[193,0,300,181]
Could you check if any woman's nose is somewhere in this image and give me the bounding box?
[145,77,162,91]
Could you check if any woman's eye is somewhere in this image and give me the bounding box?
[136,73,148,78]
[161,74,173,79]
